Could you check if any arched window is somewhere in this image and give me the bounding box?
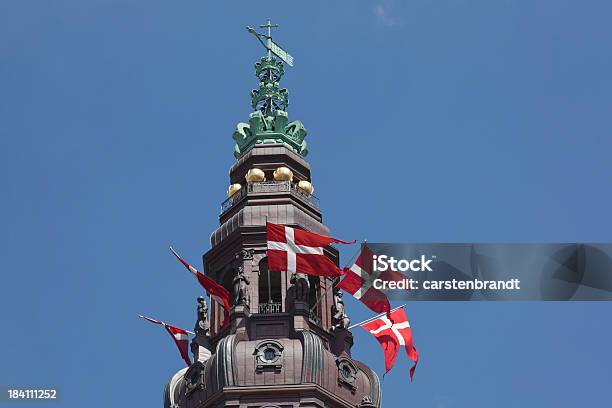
[258,258,282,313]
[308,276,321,324]
[212,266,234,330]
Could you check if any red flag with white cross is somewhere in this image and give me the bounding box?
[360,306,419,381]
[139,315,192,366]
[339,246,408,314]
[170,247,231,327]
[266,222,355,277]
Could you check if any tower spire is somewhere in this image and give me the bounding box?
[161,23,383,408]
[232,21,307,158]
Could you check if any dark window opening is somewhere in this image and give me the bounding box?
[308,276,321,324]
[263,348,276,362]
[258,258,282,313]
[221,267,234,299]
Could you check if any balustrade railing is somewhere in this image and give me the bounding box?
[248,180,290,194]
[291,185,320,208]
[221,187,246,213]
[221,180,320,214]
[258,302,282,314]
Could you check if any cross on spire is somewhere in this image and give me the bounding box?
[246,19,294,67]
[260,18,279,38]
[260,18,279,59]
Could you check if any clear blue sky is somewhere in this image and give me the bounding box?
[1,1,611,407]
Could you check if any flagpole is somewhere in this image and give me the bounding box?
[308,241,364,314]
[347,304,406,330]
[138,314,195,335]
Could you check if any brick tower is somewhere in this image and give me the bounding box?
[163,21,381,408]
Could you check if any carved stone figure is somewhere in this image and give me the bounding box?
[233,264,250,306]
[240,248,254,261]
[332,291,350,330]
[357,396,376,408]
[191,296,212,364]
[195,296,210,337]
[290,272,310,302]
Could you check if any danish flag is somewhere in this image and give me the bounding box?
[139,315,192,366]
[266,222,355,277]
[170,247,231,327]
[360,307,419,380]
[339,246,407,314]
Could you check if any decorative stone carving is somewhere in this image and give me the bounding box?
[240,248,255,261]
[184,361,205,397]
[332,291,350,330]
[357,396,376,407]
[254,340,284,372]
[191,297,212,363]
[232,268,250,306]
[250,180,290,194]
[290,272,309,302]
[336,357,358,393]
[232,252,251,306]
[195,296,210,337]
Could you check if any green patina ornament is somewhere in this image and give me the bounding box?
[232,109,308,159]
[233,22,308,159]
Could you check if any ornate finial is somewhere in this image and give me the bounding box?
[246,19,293,115]
[251,58,288,114]
[247,19,293,67]
[232,22,307,159]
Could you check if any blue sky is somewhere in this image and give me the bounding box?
[1,1,612,407]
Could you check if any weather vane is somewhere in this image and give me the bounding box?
[247,18,294,67]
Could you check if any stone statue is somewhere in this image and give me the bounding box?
[232,264,250,306]
[194,296,210,337]
[191,296,212,364]
[332,291,350,331]
[290,272,309,302]
[357,396,376,408]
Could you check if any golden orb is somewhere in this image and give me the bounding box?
[273,166,293,181]
[245,168,265,183]
[297,180,314,195]
[227,184,242,197]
